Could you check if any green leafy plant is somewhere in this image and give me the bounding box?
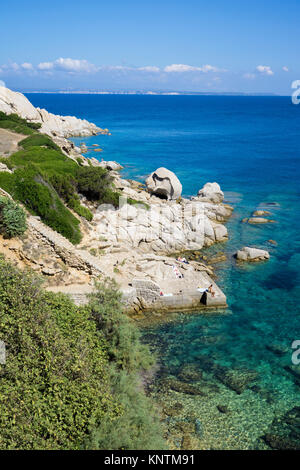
[0,196,27,238]
[18,134,60,152]
[0,111,41,135]
[0,259,166,450]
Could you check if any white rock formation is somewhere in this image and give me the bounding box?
[0,86,102,138]
[247,217,275,224]
[92,195,229,254]
[99,160,124,171]
[235,247,270,262]
[196,182,224,204]
[145,167,182,200]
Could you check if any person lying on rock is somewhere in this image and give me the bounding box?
[208,284,215,297]
[177,256,189,264]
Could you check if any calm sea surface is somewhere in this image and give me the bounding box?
[27,93,300,449]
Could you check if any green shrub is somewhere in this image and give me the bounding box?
[68,197,93,221]
[9,147,77,177]
[86,368,165,450]
[75,166,115,200]
[0,259,166,450]
[85,279,165,450]
[0,111,41,135]
[14,170,82,244]
[0,196,27,238]
[0,169,81,244]
[0,258,120,450]
[88,278,154,372]
[18,134,61,152]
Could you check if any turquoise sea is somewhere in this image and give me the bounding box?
[27,94,300,449]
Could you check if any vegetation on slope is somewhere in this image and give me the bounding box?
[0,111,41,135]
[0,113,123,243]
[0,112,149,243]
[0,196,27,238]
[0,258,165,450]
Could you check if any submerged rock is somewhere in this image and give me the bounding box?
[177,364,203,382]
[284,364,300,380]
[217,404,230,414]
[163,402,183,417]
[262,407,300,450]
[159,377,206,396]
[145,167,182,200]
[215,366,258,394]
[235,247,270,262]
[266,343,288,356]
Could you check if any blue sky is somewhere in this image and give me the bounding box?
[0,0,298,93]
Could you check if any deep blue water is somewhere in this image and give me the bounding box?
[26,94,300,448]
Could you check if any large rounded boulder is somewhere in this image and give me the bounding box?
[197,182,224,204]
[235,247,270,262]
[145,167,182,200]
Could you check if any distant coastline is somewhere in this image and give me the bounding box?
[22,90,282,96]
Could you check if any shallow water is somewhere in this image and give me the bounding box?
[27,94,300,449]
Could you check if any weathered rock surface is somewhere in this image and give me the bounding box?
[99,160,123,171]
[93,195,229,255]
[195,182,224,204]
[235,247,270,262]
[145,167,182,200]
[252,210,271,217]
[247,217,275,224]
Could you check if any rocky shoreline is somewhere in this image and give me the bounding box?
[0,86,233,316]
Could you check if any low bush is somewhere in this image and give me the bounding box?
[0,111,41,135]
[0,196,27,238]
[0,258,120,449]
[0,258,166,450]
[0,169,81,244]
[18,134,60,152]
[84,278,165,450]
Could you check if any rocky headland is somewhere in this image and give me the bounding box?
[0,86,234,316]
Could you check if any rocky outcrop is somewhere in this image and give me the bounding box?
[247,217,275,224]
[235,247,270,262]
[0,86,104,138]
[93,199,229,255]
[195,182,224,204]
[145,167,182,200]
[99,160,124,171]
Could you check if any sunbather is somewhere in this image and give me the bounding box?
[208,284,215,297]
[177,256,189,264]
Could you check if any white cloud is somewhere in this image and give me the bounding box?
[256,65,274,76]
[21,62,33,70]
[164,64,201,72]
[137,66,160,73]
[100,65,132,71]
[38,58,98,73]
[164,63,221,73]
[201,64,220,73]
[1,62,20,72]
[282,66,289,72]
[0,80,5,87]
[38,61,53,70]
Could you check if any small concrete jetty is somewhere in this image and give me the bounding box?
[122,273,227,314]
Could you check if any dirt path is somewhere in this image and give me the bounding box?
[0,128,25,156]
